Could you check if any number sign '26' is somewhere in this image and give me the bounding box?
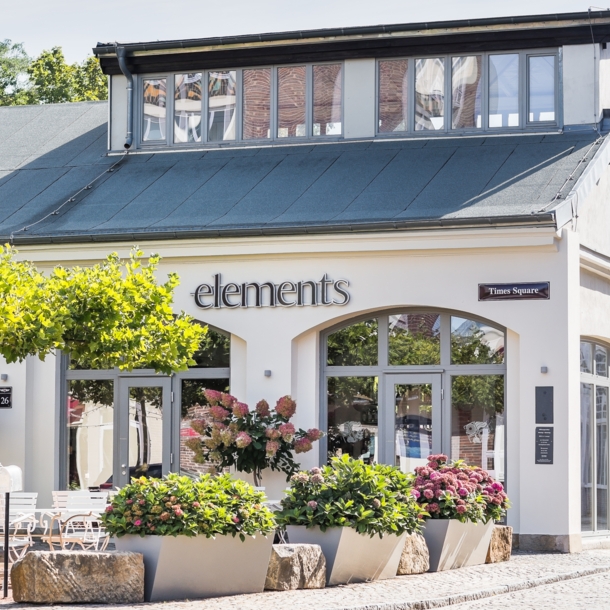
[0,388,11,409]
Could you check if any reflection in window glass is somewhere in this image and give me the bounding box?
[277,66,306,138]
[489,54,519,128]
[243,68,271,139]
[378,59,408,133]
[452,56,482,129]
[190,327,231,368]
[142,78,167,141]
[327,319,378,366]
[581,342,593,374]
[129,387,163,479]
[208,71,236,141]
[180,378,229,476]
[394,383,432,473]
[451,317,504,364]
[68,380,114,489]
[597,386,609,530]
[596,345,608,378]
[174,74,202,143]
[528,56,555,122]
[582,383,594,531]
[415,58,444,131]
[327,377,377,463]
[451,375,505,482]
[389,313,440,365]
[313,64,342,136]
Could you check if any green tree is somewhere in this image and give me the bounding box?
[0,245,205,374]
[0,39,31,105]
[27,47,75,103]
[73,55,107,101]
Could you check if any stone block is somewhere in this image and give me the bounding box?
[265,544,326,590]
[486,525,513,563]
[397,532,430,575]
[11,551,144,604]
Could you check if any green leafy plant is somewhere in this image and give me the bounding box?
[100,473,276,541]
[188,391,323,486]
[275,455,425,537]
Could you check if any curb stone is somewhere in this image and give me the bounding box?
[342,565,610,610]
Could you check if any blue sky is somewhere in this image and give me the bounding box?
[2,0,598,63]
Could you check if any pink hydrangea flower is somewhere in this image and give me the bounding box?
[256,399,270,417]
[429,471,440,481]
[423,489,434,499]
[265,427,282,440]
[220,393,236,408]
[492,482,504,492]
[232,402,250,418]
[411,489,421,499]
[276,396,297,419]
[192,501,200,508]
[232,515,240,523]
[203,389,223,405]
[310,467,322,475]
[279,423,296,442]
[126,499,133,505]
[458,488,468,496]
[105,505,113,513]
[265,441,280,457]
[307,500,318,509]
[209,405,230,421]
[427,503,440,513]
[134,519,142,526]
[311,473,324,484]
[306,428,324,441]
[294,437,313,454]
[235,431,252,448]
[456,505,467,514]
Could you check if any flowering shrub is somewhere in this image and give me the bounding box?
[99,473,276,540]
[411,454,509,523]
[187,391,324,485]
[275,455,425,537]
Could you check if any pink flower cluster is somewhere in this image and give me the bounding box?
[412,454,509,520]
[276,396,297,419]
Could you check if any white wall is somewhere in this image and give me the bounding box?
[563,44,598,126]
[578,151,610,257]
[599,46,610,115]
[110,74,128,151]
[343,58,376,139]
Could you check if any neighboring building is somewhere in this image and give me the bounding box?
[2,10,610,552]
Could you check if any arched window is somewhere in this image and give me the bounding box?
[322,310,506,482]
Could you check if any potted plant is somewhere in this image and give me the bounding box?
[411,454,510,571]
[275,455,424,585]
[101,473,276,601]
[187,391,323,486]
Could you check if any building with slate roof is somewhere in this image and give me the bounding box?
[2,10,610,553]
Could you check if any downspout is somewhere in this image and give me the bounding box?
[116,46,133,149]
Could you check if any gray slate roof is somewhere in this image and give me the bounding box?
[0,101,600,244]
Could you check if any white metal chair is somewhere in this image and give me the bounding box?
[0,492,38,562]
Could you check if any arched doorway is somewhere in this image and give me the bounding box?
[320,309,506,482]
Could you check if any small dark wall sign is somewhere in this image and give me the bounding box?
[479,282,550,301]
[0,387,11,409]
[535,427,554,464]
[535,387,554,424]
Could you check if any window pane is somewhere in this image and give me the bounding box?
[128,387,163,479]
[142,78,167,141]
[451,375,505,482]
[378,59,408,133]
[243,68,271,140]
[327,376,377,463]
[208,70,236,142]
[451,317,504,364]
[596,344,608,377]
[68,380,114,490]
[174,73,202,143]
[313,64,342,136]
[452,56,482,129]
[180,378,229,476]
[327,319,378,366]
[581,342,594,374]
[277,66,306,138]
[489,54,519,128]
[190,327,230,368]
[415,58,444,131]
[582,382,594,531]
[394,383,432,473]
[389,313,440,365]
[529,56,555,122]
[597,386,609,530]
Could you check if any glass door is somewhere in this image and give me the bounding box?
[116,377,172,488]
[385,374,441,473]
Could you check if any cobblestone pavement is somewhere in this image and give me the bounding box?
[1,549,610,609]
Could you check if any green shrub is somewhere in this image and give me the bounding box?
[275,455,425,537]
[100,473,276,540]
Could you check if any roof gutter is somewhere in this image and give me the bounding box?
[5,213,558,246]
[116,46,133,149]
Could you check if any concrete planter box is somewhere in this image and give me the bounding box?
[115,534,273,601]
[286,525,405,585]
[422,519,494,572]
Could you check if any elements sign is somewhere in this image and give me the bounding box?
[535,427,553,465]
[0,388,11,409]
[479,282,550,301]
[194,273,350,309]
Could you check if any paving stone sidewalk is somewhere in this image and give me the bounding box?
[1,549,610,609]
